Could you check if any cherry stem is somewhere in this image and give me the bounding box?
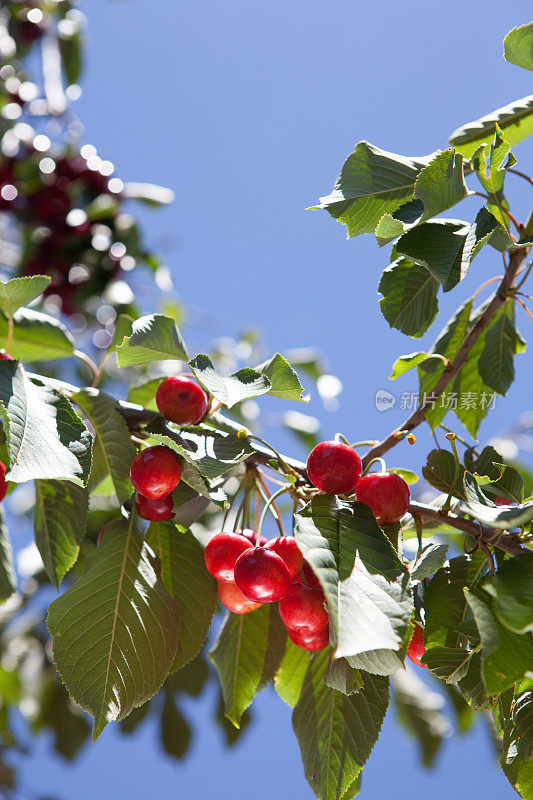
[350,440,381,448]
[232,494,248,533]
[442,436,460,514]
[73,350,99,381]
[508,167,533,188]
[334,432,350,445]
[438,425,476,450]
[256,484,288,538]
[248,435,295,477]
[472,275,504,301]
[514,261,533,292]
[363,457,386,475]
[91,352,110,388]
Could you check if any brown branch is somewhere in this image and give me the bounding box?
[409,501,526,555]
[362,246,530,469]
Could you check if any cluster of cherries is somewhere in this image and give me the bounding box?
[205,530,330,651]
[129,375,208,521]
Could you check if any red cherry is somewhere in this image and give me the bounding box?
[28,185,71,227]
[494,496,516,506]
[204,532,252,583]
[234,548,291,603]
[217,580,262,614]
[407,623,426,668]
[279,583,328,634]
[288,624,329,652]
[356,472,410,524]
[134,491,174,521]
[307,441,362,495]
[16,13,46,43]
[0,351,14,361]
[265,537,303,582]
[156,376,208,426]
[301,560,321,588]
[130,445,181,499]
[0,462,9,503]
[240,529,268,547]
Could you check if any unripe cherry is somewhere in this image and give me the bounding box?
[265,536,303,582]
[406,623,426,668]
[218,580,262,614]
[0,462,8,503]
[234,548,291,603]
[134,491,174,521]
[356,471,410,523]
[204,532,252,583]
[279,583,328,634]
[130,445,181,499]
[156,375,208,426]
[307,441,362,495]
[288,624,329,651]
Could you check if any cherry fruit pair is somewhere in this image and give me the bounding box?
[307,440,410,523]
[130,444,182,521]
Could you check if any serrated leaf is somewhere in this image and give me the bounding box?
[483,552,533,634]
[449,95,533,158]
[146,523,217,671]
[73,389,134,505]
[466,500,533,530]
[108,314,134,353]
[116,314,188,367]
[390,352,434,379]
[393,667,451,767]
[0,511,16,603]
[47,517,181,740]
[189,354,271,408]
[422,449,466,500]
[275,639,311,708]
[0,362,91,486]
[210,604,287,727]
[418,298,473,430]
[0,307,75,361]
[388,467,418,484]
[295,495,412,660]
[471,127,516,199]
[379,257,439,337]
[257,353,308,402]
[143,431,212,499]
[293,649,389,800]
[478,302,525,395]
[504,24,533,72]
[396,210,497,292]
[410,543,449,584]
[512,686,533,762]
[0,276,50,317]
[421,646,472,683]
[465,589,533,695]
[34,479,88,589]
[317,141,433,238]
[495,688,533,797]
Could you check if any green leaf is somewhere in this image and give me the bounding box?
[465,589,533,695]
[0,308,75,361]
[478,302,525,395]
[483,552,533,634]
[512,685,533,762]
[392,668,451,768]
[449,95,533,158]
[316,141,432,237]
[422,449,466,500]
[0,362,91,486]
[421,647,473,683]
[0,511,16,603]
[465,500,533,530]
[379,258,439,337]
[108,314,134,353]
[73,389,135,505]
[418,298,473,430]
[210,604,287,727]
[504,24,533,72]
[257,353,308,402]
[293,649,389,800]
[390,351,434,379]
[410,543,449,584]
[471,127,516,199]
[126,376,162,411]
[116,314,188,367]
[189,354,271,408]
[142,431,212,499]
[146,523,217,671]
[0,276,50,317]
[275,639,311,708]
[47,517,181,740]
[295,495,412,660]
[34,480,88,589]
[396,211,497,292]
[324,656,362,695]
[388,467,418,484]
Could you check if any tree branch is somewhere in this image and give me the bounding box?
[408,501,526,555]
[362,246,530,468]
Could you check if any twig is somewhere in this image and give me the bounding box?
[362,246,530,468]
[508,168,533,188]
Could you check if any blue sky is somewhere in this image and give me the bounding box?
[12,0,533,797]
